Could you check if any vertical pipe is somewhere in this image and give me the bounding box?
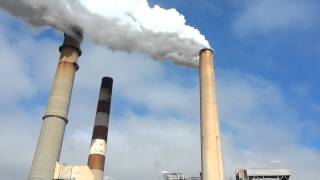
[199,48,224,180]
[29,27,83,180]
[88,77,113,180]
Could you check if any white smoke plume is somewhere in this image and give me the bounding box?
[0,0,211,67]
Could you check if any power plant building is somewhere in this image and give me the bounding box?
[163,172,201,180]
[236,168,291,180]
[27,23,225,179]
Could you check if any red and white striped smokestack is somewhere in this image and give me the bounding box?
[199,48,224,180]
[88,77,113,180]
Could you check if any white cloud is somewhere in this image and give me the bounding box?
[0,0,209,66]
[232,0,319,36]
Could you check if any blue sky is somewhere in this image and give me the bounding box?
[156,0,320,150]
[0,0,319,179]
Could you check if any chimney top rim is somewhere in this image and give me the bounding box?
[101,77,113,88]
[199,48,214,55]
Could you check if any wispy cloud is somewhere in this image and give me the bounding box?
[232,0,319,37]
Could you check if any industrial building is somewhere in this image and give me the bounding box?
[163,172,201,180]
[26,24,292,180]
[236,168,291,180]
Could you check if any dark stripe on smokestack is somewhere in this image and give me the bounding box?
[29,26,83,180]
[88,77,113,180]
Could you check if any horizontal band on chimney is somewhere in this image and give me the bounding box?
[96,100,111,113]
[92,126,108,140]
[59,45,82,56]
[57,61,79,71]
[89,139,107,156]
[42,114,68,124]
[94,112,109,127]
[99,89,111,101]
[88,154,105,170]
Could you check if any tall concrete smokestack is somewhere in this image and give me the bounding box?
[29,27,83,180]
[199,48,224,180]
[88,77,113,180]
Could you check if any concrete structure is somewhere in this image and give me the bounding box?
[163,172,201,180]
[199,48,224,180]
[54,163,96,180]
[236,168,291,180]
[29,27,83,180]
[163,173,185,180]
[87,77,113,180]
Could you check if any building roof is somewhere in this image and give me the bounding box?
[244,168,291,176]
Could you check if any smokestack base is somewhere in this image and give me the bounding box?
[199,48,213,56]
[59,26,83,56]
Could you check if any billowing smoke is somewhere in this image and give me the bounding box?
[0,0,210,67]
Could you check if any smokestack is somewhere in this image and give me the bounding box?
[29,27,83,180]
[199,48,224,180]
[87,77,113,180]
